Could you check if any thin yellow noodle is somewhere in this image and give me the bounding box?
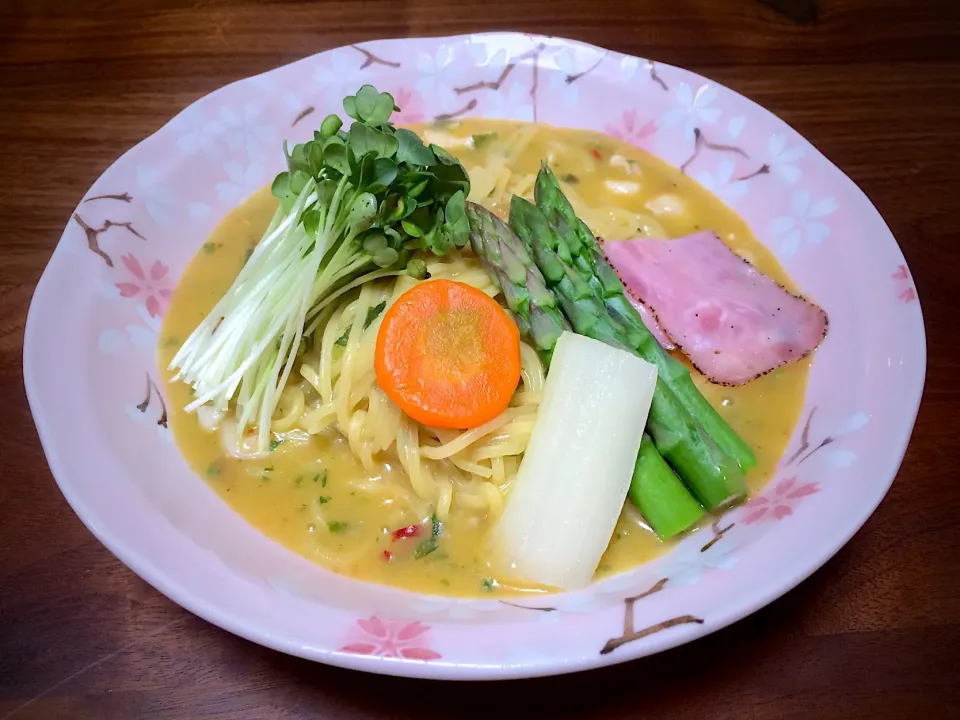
[469,436,533,461]
[501,456,518,486]
[450,456,494,478]
[301,403,337,434]
[290,248,543,518]
[519,342,545,391]
[510,391,542,407]
[491,456,505,486]
[420,407,530,460]
[436,478,453,522]
[481,481,504,517]
[336,286,373,431]
[397,416,437,502]
[271,385,304,432]
[454,490,489,511]
[347,409,375,471]
[318,304,351,405]
[299,365,323,396]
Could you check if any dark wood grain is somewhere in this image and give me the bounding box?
[2,1,959,718]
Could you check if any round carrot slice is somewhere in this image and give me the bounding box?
[375,279,521,429]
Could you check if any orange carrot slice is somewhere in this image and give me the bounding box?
[375,279,521,429]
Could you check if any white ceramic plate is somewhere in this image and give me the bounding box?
[24,32,925,679]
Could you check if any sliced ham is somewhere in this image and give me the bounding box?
[628,293,675,350]
[601,231,828,386]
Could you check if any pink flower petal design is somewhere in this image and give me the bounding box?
[892,264,909,280]
[775,476,798,497]
[122,254,145,280]
[773,504,793,520]
[743,507,768,524]
[116,283,141,298]
[396,621,429,641]
[637,119,657,139]
[785,482,819,499]
[400,647,442,661]
[158,288,172,298]
[899,287,917,303]
[149,260,168,281]
[358,616,389,639]
[146,295,162,318]
[340,643,378,655]
[744,495,769,508]
[604,126,624,142]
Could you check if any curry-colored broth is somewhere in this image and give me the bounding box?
[160,119,810,598]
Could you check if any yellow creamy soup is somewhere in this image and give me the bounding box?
[160,119,809,598]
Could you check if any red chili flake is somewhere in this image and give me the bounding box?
[591,148,602,160]
[391,524,422,541]
[382,550,393,562]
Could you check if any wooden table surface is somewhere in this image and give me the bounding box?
[2,1,959,718]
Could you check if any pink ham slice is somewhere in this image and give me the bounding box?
[601,231,828,386]
[628,293,676,350]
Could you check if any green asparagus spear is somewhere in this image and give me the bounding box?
[630,433,705,539]
[465,202,569,362]
[534,163,756,472]
[467,200,710,522]
[509,196,746,510]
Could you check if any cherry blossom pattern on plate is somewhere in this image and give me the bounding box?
[136,165,176,227]
[770,189,838,257]
[283,92,316,129]
[619,54,671,93]
[661,83,721,143]
[600,578,704,656]
[72,213,146,269]
[219,103,277,162]
[784,408,871,469]
[734,131,808,184]
[480,82,535,122]
[604,110,658,152]
[340,617,441,661]
[893,264,918,303]
[171,105,223,157]
[124,372,170,440]
[765,133,806,184]
[416,45,460,113]
[313,47,374,108]
[741,476,819,524]
[656,527,739,587]
[215,161,266,204]
[392,88,426,125]
[727,115,747,140]
[99,304,163,355]
[548,46,604,107]
[116,254,172,319]
[695,157,749,205]
[409,595,503,621]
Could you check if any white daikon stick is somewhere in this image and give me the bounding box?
[489,331,658,590]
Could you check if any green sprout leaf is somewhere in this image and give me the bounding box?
[171,84,477,456]
[354,84,380,121]
[369,91,396,125]
[320,114,343,138]
[347,192,378,233]
[395,128,437,166]
[324,143,350,175]
[401,219,423,237]
[343,95,359,120]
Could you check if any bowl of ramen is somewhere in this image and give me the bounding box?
[24,33,925,678]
